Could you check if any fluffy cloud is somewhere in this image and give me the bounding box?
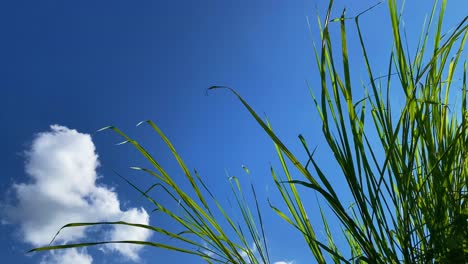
[273,261,295,264]
[107,208,150,262]
[40,249,93,264]
[5,125,151,262]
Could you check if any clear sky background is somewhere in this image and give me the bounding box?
[1,1,466,263]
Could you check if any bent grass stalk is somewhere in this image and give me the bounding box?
[30,0,467,263]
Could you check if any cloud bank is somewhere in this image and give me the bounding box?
[5,125,151,263]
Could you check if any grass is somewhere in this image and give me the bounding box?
[30,0,467,263]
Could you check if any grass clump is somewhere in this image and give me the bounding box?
[31,0,467,263]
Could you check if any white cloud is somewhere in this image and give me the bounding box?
[273,261,295,264]
[239,242,258,259]
[40,248,93,264]
[107,207,151,262]
[5,125,152,262]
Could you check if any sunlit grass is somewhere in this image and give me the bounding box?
[30,0,467,263]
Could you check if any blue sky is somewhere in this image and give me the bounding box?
[1,1,465,263]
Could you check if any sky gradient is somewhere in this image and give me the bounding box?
[1,0,466,263]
